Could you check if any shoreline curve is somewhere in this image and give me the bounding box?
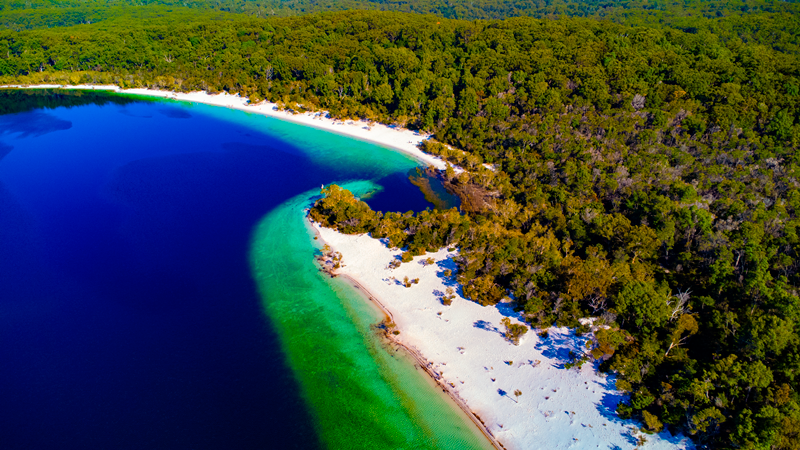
[308,216,505,450]
[0,84,449,171]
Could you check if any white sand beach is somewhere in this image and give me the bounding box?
[313,222,694,450]
[0,84,449,170]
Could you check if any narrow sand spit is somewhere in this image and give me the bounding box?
[311,222,503,450]
[312,221,694,450]
[0,85,449,170]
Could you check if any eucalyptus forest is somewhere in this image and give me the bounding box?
[2,0,800,447]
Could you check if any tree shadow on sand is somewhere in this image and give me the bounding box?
[596,376,694,447]
[434,257,460,288]
[532,327,592,370]
[473,319,502,335]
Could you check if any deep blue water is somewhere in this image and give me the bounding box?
[0,94,436,450]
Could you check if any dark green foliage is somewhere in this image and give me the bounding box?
[0,88,137,114]
[309,185,379,234]
[287,11,800,446]
[0,6,242,31]
[613,281,670,334]
[4,0,800,59]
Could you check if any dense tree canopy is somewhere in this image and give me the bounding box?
[3,3,800,447]
[3,0,800,56]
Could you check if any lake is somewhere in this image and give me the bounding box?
[0,89,489,450]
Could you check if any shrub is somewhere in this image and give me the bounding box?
[442,287,455,305]
[538,330,549,339]
[642,410,663,433]
[501,317,528,345]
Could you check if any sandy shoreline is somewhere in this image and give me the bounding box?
[0,84,450,170]
[344,272,506,450]
[311,221,694,450]
[310,219,503,450]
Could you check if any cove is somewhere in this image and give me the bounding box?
[0,90,488,449]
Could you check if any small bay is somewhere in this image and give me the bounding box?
[0,90,486,450]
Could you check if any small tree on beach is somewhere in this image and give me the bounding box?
[442,286,456,305]
[501,317,528,345]
[403,276,419,287]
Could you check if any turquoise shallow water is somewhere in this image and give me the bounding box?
[0,90,490,450]
[250,182,492,449]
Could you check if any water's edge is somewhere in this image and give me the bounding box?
[307,219,503,450]
[249,184,494,450]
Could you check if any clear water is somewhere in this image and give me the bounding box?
[250,181,491,449]
[0,91,490,450]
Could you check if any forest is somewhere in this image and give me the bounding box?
[2,0,800,447]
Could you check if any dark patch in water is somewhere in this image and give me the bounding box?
[407,167,460,210]
[0,89,139,116]
[0,111,71,137]
[0,141,12,160]
[158,106,192,119]
[364,170,437,213]
[117,106,153,118]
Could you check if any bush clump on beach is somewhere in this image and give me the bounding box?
[401,276,420,288]
[642,410,664,434]
[500,317,527,346]
[309,185,379,234]
[441,287,456,306]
